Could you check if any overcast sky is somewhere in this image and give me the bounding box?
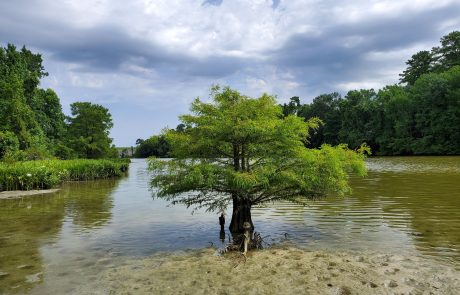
[1,0,459,146]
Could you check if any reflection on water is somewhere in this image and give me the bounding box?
[0,157,459,294]
[0,179,119,294]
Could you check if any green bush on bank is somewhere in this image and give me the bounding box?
[0,159,130,191]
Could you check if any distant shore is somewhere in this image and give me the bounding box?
[0,189,60,199]
[79,244,459,295]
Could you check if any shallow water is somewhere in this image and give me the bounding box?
[0,157,459,294]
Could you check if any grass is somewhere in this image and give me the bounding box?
[0,158,130,191]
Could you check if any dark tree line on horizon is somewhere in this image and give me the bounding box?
[282,31,460,155]
[0,44,118,161]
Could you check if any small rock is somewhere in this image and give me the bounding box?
[330,286,351,295]
[367,282,378,288]
[354,256,364,262]
[384,279,398,288]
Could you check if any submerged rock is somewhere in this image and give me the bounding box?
[0,271,9,278]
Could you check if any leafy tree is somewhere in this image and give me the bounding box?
[0,131,19,158]
[338,89,379,151]
[0,63,41,149]
[175,123,186,132]
[281,96,301,116]
[66,102,116,158]
[399,51,433,85]
[134,135,170,158]
[0,44,56,156]
[298,93,342,148]
[409,66,460,154]
[149,86,366,234]
[432,31,460,71]
[0,44,47,102]
[31,88,66,141]
[374,85,414,155]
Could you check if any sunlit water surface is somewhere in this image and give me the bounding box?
[0,157,459,293]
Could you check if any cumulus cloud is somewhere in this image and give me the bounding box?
[1,0,458,145]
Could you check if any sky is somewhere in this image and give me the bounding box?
[1,0,459,146]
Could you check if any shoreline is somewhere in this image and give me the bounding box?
[76,244,459,295]
[0,189,60,199]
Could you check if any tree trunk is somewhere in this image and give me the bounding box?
[229,197,254,234]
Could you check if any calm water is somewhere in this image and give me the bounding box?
[0,157,459,294]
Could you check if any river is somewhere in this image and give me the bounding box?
[0,157,459,294]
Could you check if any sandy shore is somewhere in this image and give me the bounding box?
[78,244,459,295]
[0,189,60,199]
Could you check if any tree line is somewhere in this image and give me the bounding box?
[0,44,118,161]
[136,31,460,157]
[281,31,460,155]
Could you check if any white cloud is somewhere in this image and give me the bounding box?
[2,0,459,145]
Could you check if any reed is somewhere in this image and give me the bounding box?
[0,159,130,191]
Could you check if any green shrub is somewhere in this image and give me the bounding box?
[0,158,130,191]
[0,131,19,159]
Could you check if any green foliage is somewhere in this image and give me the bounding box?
[66,102,116,159]
[134,135,170,158]
[31,88,66,141]
[0,158,130,191]
[399,51,433,85]
[282,30,460,156]
[0,131,19,158]
[281,96,301,116]
[149,86,366,214]
[400,31,460,84]
[0,44,68,158]
[0,44,118,160]
[432,31,460,71]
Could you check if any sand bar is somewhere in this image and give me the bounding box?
[78,245,459,295]
[0,189,60,199]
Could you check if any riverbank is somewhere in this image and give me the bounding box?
[79,244,459,295]
[0,189,60,199]
[0,159,130,192]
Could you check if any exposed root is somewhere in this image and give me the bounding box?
[218,231,268,257]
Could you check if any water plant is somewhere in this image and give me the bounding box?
[0,159,130,191]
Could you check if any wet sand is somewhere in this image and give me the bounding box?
[0,189,60,199]
[78,244,459,295]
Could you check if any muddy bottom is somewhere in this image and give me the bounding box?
[77,244,459,295]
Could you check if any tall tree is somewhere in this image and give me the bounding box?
[30,88,66,141]
[298,93,342,148]
[338,89,379,151]
[409,66,460,154]
[134,135,170,158]
[0,44,45,149]
[281,96,301,116]
[149,86,366,234]
[399,51,433,85]
[374,85,414,155]
[66,102,116,158]
[432,31,460,71]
